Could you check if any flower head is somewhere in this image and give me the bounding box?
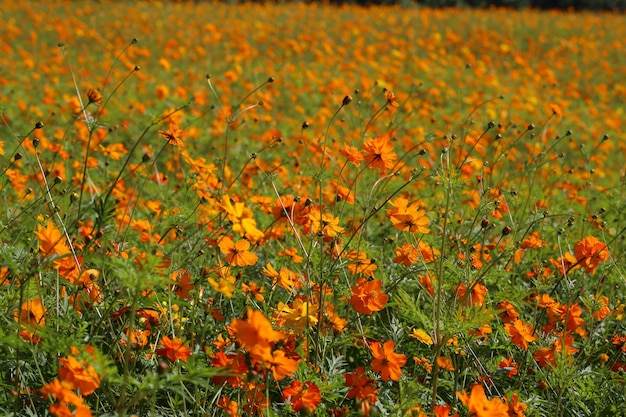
[574,236,609,274]
[370,340,407,382]
[350,278,389,315]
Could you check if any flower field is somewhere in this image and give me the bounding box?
[1,1,625,416]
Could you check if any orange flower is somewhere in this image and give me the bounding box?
[434,404,460,417]
[35,222,70,256]
[229,308,284,351]
[211,351,248,387]
[58,355,101,396]
[534,347,556,368]
[350,278,389,315]
[496,301,519,324]
[218,236,258,267]
[339,143,365,167]
[15,298,47,342]
[308,207,344,238]
[436,356,455,371]
[456,282,487,307]
[574,236,609,274]
[275,298,318,331]
[86,88,103,105]
[409,328,433,345]
[457,384,508,417]
[345,250,378,276]
[393,243,420,266]
[504,319,537,350]
[221,195,265,242]
[15,298,46,328]
[362,135,397,173]
[345,366,379,403]
[520,231,544,249]
[41,378,92,417]
[170,269,194,299]
[370,340,407,382]
[498,357,518,377]
[384,90,399,107]
[216,395,239,417]
[386,197,430,234]
[283,380,322,413]
[506,392,528,417]
[156,336,191,362]
[264,348,299,381]
[158,122,183,146]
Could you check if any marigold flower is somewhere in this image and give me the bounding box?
[573,235,609,274]
[370,340,407,382]
[156,336,191,362]
[350,277,389,315]
[457,384,508,417]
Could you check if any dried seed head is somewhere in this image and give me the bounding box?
[302,121,310,129]
[35,121,44,129]
[502,226,512,235]
[342,95,352,106]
